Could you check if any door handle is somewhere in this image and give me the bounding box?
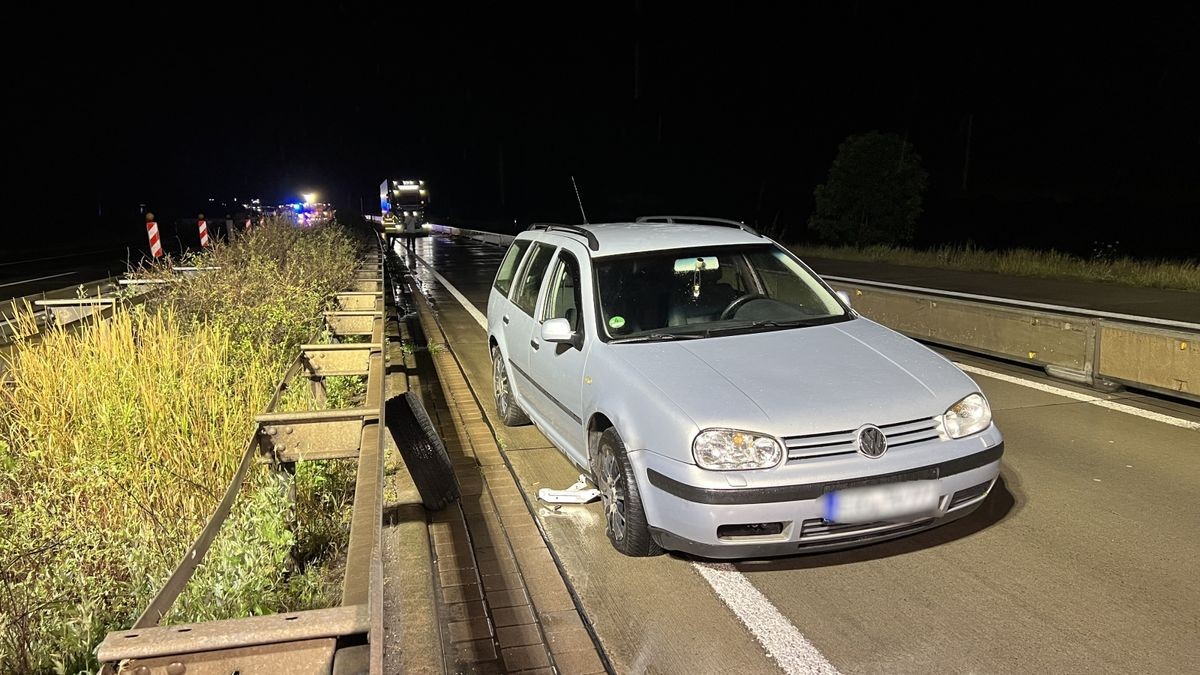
[502,315,510,325]
[530,339,540,350]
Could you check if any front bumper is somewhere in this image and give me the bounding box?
[633,435,1004,559]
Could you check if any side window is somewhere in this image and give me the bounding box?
[752,250,842,315]
[493,240,531,296]
[717,256,751,293]
[542,251,583,333]
[512,243,555,315]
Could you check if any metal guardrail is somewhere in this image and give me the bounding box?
[95,245,392,673]
[1,276,124,345]
[428,223,515,247]
[2,265,228,346]
[427,224,1198,403]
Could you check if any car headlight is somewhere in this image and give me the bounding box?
[943,393,992,438]
[693,429,782,470]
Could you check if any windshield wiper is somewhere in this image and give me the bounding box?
[705,319,816,335]
[610,331,707,344]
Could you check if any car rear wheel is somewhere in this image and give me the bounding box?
[491,345,530,427]
[594,428,662,557]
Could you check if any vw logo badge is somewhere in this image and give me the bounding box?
[856,425,888,458]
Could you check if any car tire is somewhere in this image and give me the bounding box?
[387,392,460,511]
[491,345,531,427]
[594,428,662,557]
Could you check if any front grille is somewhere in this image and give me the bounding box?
[799,517,934,545]
[783,416,941,462]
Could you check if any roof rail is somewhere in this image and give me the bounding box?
[527,223,600,251]
[635,215,762,237]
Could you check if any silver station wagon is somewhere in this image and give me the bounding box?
[486,216,1003,558]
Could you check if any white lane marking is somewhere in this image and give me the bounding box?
[0,271,76,289]
[414,241,840,675]
[694,562,841,675]
[955,362,1200,431]
[409,248,488,330]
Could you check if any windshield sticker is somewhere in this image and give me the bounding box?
[608,316,626,330]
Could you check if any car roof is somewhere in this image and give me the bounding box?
[520,221,769,258]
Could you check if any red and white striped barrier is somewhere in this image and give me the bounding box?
[146,217,163,258]
[198,218,210,247]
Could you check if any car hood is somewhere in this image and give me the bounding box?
[609,318,975,436]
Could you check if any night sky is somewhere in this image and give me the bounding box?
[8,3,1199,259]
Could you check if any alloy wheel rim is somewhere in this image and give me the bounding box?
[493,356,508,415]
[597,444,627,542]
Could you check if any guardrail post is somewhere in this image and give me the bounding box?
[309,375,328,408]
[272,459,299,572]
[1085,318,1104,388]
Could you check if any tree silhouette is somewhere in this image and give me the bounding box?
[809,131,928,245]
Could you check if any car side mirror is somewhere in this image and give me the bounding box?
[541,318,577,345]
[836,290,852,307]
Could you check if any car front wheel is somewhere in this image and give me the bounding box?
[491,345,530,427]
[594,428,661,557]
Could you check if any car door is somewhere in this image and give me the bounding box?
[526,245,590,466]
[501,241,557,415]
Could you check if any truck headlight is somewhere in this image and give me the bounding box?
[943,393,992,438]
[693,429,782,470]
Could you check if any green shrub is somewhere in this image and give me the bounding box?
[0,218,366,672]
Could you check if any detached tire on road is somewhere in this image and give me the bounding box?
[387,392,460,511]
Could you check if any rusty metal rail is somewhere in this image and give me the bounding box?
[95,242,393,674]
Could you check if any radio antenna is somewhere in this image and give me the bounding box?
[571,175,589,224]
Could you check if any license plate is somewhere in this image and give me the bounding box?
[823,481,940,524]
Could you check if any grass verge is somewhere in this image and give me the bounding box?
[0,218,367,673]
[791,244,1200,292]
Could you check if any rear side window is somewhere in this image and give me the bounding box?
[494,240,532,296]
[512,243,555,315]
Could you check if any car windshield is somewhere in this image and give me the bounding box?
[595,245,849,340]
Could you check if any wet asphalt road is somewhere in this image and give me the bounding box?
[0,249,129,301]
[399,234,1200,674]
